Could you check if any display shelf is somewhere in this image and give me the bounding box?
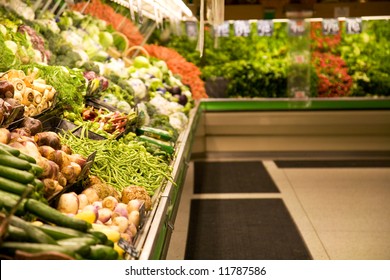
[133,102,202,260]
[200,97,390,112]
[129,98,390,259]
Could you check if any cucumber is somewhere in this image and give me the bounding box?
[87,229,108,244]
[57,237,98,257]
[38,224,87,240]
[29,163,43,177]
[18,152,36,164]
[0,189,26,216]
[25,199,92,232]
[87,244,119,260]
[5,225,33,242]
[32,179,44,192]
[0,242,75,259]
[0,166,35,184]
[9,215,57,245]
[0,176,32,196]
[0,154,31,170]
[0,143,20,156]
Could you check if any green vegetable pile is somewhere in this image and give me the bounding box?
[59,132,173,195]
[151,19,390,97]
[19,63,86,114]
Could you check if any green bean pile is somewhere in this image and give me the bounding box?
[59,132,173,195]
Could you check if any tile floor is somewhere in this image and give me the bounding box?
[166,157,390,260]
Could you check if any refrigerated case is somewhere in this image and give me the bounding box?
[131,97,390,259]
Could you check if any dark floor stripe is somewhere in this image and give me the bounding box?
[274,160,390,168]
[194,161,279,194]
[185,199,311,260]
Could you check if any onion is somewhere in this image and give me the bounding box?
[128,210,140,228]
[113,203,128,218]
[98,208,112,223]
[80,204,99,223]
[82,188,99,204]
[69,154,87,169]
[0,128,11,144]
[77,193,89,210]
[112,216,129,233]
[102,196,118,211]
[127,223,137,237]
[126,199,142,213]
[61,144,72,155]
[57,192,79,214]
[70,162,81,177]
[92,200,103,209]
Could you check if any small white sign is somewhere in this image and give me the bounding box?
[322,19,340,35]
[214,21,230,37]
[233,20,251,37]
[257,20,273,36]
[345,18,362,34]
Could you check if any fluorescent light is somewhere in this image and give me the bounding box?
[110,0,192,22]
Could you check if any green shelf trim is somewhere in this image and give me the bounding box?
[200,98,390,112]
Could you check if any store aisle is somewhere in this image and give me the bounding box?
[166,156,390,260]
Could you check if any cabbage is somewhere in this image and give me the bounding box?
[101,93,119,106]
[128,78,147,100]
[149,95,183,116]
[169,75,184,87]
[145,77,163,91]
[117,101,132,113]
[4,40,18,55]
[104,59,127,77]
[9,0,34,20]
[147,66,163,80]
[83,37,102,57]
[57,16,73,31]
[91,50,109,62]
[99,31,114,50]
[169,112,188,132]
[83,23,100,37]
[0,24,7,36]
[73,49,90,66]
[137,103,150,126]
[35,19,60,33]
[153,60,169,73]
[133,56,151,69]
[61,31,83,49]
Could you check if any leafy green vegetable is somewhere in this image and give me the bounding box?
[19,64,86,114]
[0,32,17,71]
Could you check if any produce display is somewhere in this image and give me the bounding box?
[0,0,198,260]
[0,69,56,117]
[151,19,390,98]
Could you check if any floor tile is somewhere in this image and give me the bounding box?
[318,231,390,260]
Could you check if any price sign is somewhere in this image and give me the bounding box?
[118,238,138,258]
[233,20,250,37]
[322,19,339,35]
[257,20,273,36]
[345,18,362,34]
[186,21,198,38]
[288,19,306,36]
[214,21,230,37]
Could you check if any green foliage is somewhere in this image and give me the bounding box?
[151,20,389,98]
[339,20,390,96]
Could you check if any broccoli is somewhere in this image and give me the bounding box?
[81,61,100,73]
[51,51,81,69]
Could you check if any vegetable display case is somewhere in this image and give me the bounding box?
[127,97,390,260]
[134,103,201,260]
